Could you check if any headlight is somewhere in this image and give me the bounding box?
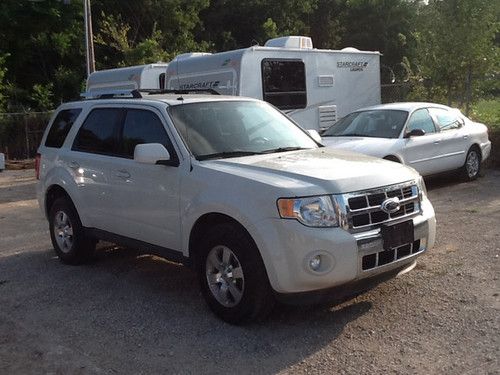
[417,176,427,198]
[277,195,338,227]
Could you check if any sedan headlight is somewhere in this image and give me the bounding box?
[277,195,338,227]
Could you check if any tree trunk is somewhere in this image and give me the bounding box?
[465,64,472,116]
[447,80,452,106]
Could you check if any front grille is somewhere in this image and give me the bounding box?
[362,240,422,271]
[345,182,420,231]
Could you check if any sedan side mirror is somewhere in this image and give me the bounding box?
[134,143,172,165]
[405,128,426,138]
[307,129,323,143]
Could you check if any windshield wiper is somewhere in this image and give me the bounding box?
[196,150,264,161]
[323,133,373,137]
[260,146,311,154]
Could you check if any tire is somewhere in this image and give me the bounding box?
[196,223,275,324]
[461,147,481,181]
[48,197,96,265]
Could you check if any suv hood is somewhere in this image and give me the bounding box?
[205,148,418,195]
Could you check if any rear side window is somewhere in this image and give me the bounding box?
[45,108,82,148]
[429,108,463,131]
[72,108,123,155]
[120,109,172,158]
[262,59,306,110]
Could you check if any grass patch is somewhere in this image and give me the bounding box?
[469,98,500,168]
[470,98,500,129]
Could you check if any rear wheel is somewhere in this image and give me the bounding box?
[49,197,95,264]
[461,147,481,181]
[196,223,275,324]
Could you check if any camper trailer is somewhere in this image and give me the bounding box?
[166,36,381,131]
[86,63,168,97]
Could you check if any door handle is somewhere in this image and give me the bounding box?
[116,169,131,179]
[433,141,440,145]
[68,161,80,170]
[463,135,468,139]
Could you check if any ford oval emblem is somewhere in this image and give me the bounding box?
[381,197,401,214]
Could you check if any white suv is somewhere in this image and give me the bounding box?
[36,91,436,323]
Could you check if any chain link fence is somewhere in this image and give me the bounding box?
[0,111,52,160]
[381,83,414,104]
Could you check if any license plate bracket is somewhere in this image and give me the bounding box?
[381,220,414,250]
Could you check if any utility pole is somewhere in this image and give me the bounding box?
[84,0,95,77]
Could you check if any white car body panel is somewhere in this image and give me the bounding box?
[321,102,491,176]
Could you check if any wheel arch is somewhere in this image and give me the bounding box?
[469,143,482,160]
[188,212,258,262]
[45,184,74,217]
[383,154,402,163]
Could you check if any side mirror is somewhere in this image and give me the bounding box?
[307,129,322,143]
[405,128,426,138]
[134,143,172,165]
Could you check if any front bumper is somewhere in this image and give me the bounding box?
[254,197,436,295]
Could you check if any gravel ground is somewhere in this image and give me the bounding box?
[0,168,498,374]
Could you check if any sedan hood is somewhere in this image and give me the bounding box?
[321,136,398,158]
[205,148,418,195]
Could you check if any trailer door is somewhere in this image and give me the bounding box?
[261,59,307,110]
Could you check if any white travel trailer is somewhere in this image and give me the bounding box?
[166,36,381,131]
[86,63,168,97]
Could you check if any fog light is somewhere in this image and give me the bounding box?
[309,255,321,271]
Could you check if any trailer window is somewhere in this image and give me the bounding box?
[261,59,306,110]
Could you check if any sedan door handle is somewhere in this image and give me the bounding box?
[68,161,80,170]
[433,141,440,144]
[116,169,131,179]
[463,135,468,139]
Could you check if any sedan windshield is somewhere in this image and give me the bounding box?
[322,110,409,139]
[168,101,318,160]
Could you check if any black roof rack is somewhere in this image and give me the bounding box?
[81,88,220,100]
[139,89,220,95]
[81,89,142,100]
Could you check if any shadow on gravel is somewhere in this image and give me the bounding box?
[0,245,372,374]
[423,168,497,191]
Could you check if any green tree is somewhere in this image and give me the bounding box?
[92,0,211,67]
[413,0,499,111]
[200,0,318,51]
[337,0,418,82]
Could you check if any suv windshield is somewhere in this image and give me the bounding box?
[322,110,408,139]
[168,100,318,160]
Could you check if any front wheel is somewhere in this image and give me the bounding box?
[461,147,481,181]
[197,223,275,324]
[49,197,95,264]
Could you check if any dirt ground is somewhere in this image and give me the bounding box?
[0,168,498,374]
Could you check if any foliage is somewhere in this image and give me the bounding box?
[411,0,499,109]
[0,0,497,114]
[470,99,500,129]
[0,0,85,110]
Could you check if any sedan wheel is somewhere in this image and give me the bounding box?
[462,148,481,181]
